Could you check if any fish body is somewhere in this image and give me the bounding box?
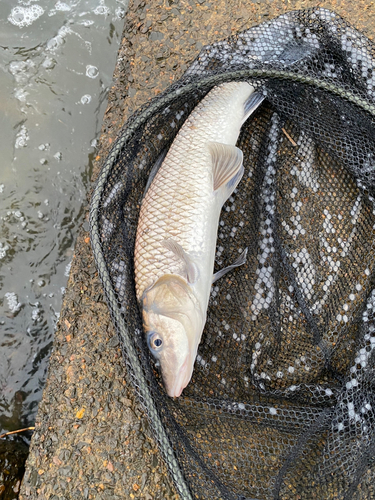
[134,81,262,397]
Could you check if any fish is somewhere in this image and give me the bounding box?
[134,81,264,397]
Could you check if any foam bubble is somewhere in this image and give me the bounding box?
[8,5,44,28]
[86,65,99,78]
[80,94,92,104]
[94,5,110,15]
[115,7,126,19]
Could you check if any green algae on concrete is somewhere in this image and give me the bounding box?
[19,1,375,499]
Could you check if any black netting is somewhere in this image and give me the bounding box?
[90,8,375,500]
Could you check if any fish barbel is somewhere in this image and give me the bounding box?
[134,81,263,397]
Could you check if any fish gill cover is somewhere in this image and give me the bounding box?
[90,8,375,500]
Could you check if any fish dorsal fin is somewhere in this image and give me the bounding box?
[162,239,200,284]
[208,142,244,192]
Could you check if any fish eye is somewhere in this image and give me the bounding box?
[148,332,164,352]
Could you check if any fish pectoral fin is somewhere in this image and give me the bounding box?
[208,142,244,194]
[212,247,248,284]
[162,239,200,284]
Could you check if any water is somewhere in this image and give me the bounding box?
[0,0,127,436]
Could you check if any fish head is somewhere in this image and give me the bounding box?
[142,274,204,398]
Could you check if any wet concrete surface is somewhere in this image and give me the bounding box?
[19,0,375,499]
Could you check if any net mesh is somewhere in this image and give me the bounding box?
[90,8,375,499]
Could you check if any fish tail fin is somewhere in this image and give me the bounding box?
[243,91,265,124]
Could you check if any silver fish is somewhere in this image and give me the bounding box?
[134,81,264,397]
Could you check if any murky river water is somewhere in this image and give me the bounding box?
[0,0,127,437]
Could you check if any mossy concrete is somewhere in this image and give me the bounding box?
[19,1,375,499]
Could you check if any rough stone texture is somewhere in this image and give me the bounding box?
[19,0,375,499]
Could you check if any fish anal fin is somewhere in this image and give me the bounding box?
[162,239,199,284]
[212,247,248,284]
[209,142,244,193]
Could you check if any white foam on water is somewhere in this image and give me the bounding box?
[15,125,29,149]
[42,57,56,69]
[64,261,72,277]
[14,88,29,102]
[9,60,37,85]
[115,6,126,19]
[55,1,71,12]
[0,242,9,259]
[79,19,94,27]
[94,4,110,16]
[8,5,44,28]
[46,26,72,51]
[32,306,41,321]
[5,292,22,314]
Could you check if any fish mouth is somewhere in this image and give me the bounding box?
[167,356,190,398]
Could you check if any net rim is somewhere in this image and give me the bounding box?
[89,66,375,499]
